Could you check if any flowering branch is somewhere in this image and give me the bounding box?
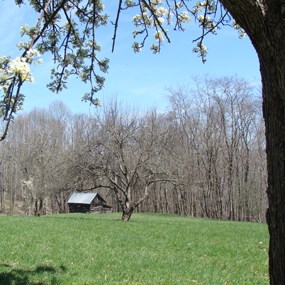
[0,0,108,140]
[0,0,56,141]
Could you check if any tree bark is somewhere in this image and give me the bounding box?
[252,16,285,285]
[261,48,285,284]
[0,187,5,213]
[122,208,133,221]
[219,1,285,283]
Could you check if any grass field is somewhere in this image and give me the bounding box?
[0,213,268,285]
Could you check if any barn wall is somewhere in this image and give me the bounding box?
[68,195,112,214]
[68,203,90,213]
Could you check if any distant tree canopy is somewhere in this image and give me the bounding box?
[0,76,266,222]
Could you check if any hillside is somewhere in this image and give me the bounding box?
[0,213,268,284]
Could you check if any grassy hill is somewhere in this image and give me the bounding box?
[0,213,268,285]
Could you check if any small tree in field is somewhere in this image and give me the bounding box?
[81,104,174,221]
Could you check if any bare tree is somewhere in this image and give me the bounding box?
[0,81,266,224]
[77,103,175,221]
[168,76,266,221]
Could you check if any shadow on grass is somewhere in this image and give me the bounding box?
[0,263,67,285]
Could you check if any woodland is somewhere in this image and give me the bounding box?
[0,76,267,222]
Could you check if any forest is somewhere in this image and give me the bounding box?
[0,77,267,222]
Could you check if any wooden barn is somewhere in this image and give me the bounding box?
[67,192,112,214]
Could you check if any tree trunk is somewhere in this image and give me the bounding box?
[219,1,285,282]
[0,187,5,213]
[261,53,285,284]
[122,208,133,221]
[243,7,285,279]
[0,170,4,213]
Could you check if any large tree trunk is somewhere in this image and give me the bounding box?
[261,51,285,284]
[253,12,285,284]
[219,1,285,283]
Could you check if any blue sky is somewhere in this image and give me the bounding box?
[1,2,260,115]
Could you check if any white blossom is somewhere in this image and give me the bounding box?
[179,11,191,22]
[26,49,40,57]
[125,0,136,7]
[151,0,163,4]
[156,7,168,16]
[92,98,102,107]
[233,20,246,38]
[8,57,34,82]
[154,30,164,41]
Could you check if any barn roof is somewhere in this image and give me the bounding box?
[67,192,106,205]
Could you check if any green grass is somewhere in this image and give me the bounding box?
[0,213,268,285]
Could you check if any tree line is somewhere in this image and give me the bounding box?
[0,77,267,221]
